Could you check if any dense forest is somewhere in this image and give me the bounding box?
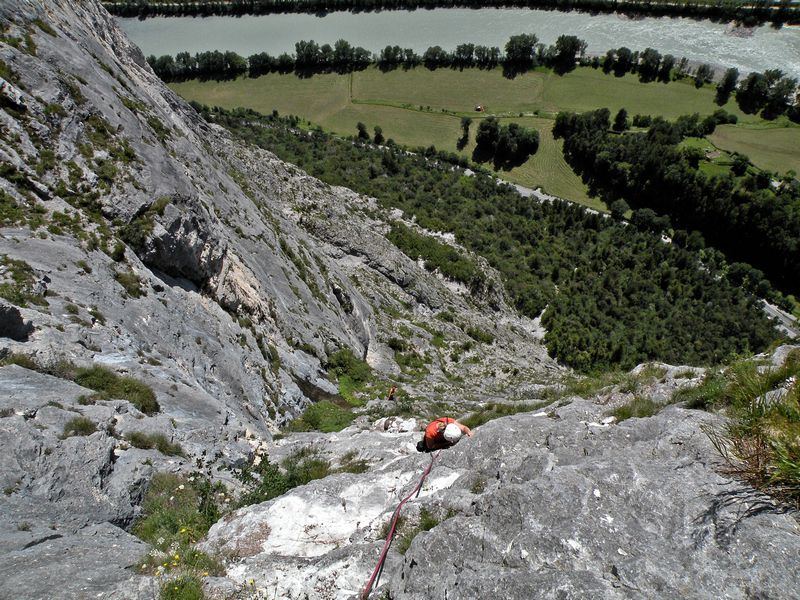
[106,0,800,26]
[199,105,781,371]
[553,108,800,297]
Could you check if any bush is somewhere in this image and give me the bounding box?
[387,223,484,289]
[237,447,331,507]
[465,326,494,345]
[63,416,96,437]
[327,348,371,384]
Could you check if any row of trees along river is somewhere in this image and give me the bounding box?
[146,33,800,123]
[106,0,800,26]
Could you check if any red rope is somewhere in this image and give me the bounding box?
[360,450,441,600]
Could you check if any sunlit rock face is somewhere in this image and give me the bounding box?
[0,0,559,597]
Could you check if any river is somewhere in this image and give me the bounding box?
[118,9,800,79]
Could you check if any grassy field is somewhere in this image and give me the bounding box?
[709,124,800,175]
[171,65,798,207]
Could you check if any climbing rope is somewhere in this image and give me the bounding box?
[360,450,442,600]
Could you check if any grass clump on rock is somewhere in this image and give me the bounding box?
[133,473,225,582]
[676,349,800,508]
[288,400,354,433]
[74,365,159,414]
[63,416,96,437]
[0,255,48,308]
[396,508,450,555]
[159,575,203,600]
[0,356,159,415]
[610,395,660,422]
[462,400,552,429]
[127,431,184,456]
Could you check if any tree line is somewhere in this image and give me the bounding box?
[146,33,593,81]
[553,108,800,299]
[197,104,780,372]
[106,0,800,26]
[147,32,731,84]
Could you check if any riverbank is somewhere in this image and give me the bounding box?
[104,0,800,26]
[117,9,800,80]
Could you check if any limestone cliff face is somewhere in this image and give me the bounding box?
[0,1,557,597]
[2,3,798,600]
[196,353,800,600]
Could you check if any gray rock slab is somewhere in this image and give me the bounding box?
[0,522,155,600]
[0,364,95,412]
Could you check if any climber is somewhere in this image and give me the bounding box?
[416,417,472,452]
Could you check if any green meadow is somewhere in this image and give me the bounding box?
[171,66,799,208]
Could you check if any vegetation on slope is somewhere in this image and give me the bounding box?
[202,105,780,372]
[553,108,800,298]
[673,348,800,509]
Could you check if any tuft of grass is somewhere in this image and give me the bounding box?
[610,396,660,422]
[397,508,447,555]
[288,400,354,433]
[33,18,57,36]
[691,350,800,508]
[160,576,203,600]
[74,365,159,414]
[127,431,184,456]
[470,477,486,494]
[63,416,96,437]
[1,356,159,414]
[672,370,729,409]
[462,399,552,429]
[336,450,370,474]
[544,370,628,401]
[0,352,38,370]
[0,256,49,308]
[114,269,146,298]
